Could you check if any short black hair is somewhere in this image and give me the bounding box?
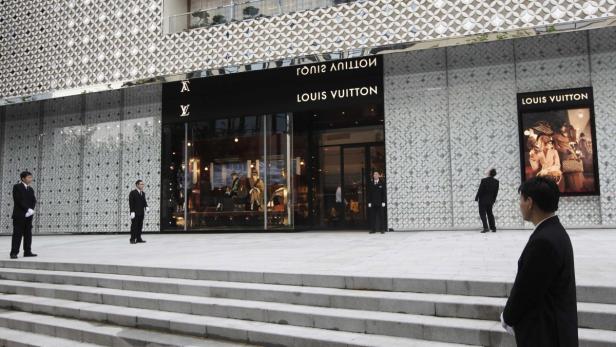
[518,176,560,213]
[489,169,497,177]
[135,180,143,186]
[20,171,32,179]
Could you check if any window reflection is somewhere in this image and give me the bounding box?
[162,114,293,230]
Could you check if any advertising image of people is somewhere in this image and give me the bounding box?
[520,107,598,195]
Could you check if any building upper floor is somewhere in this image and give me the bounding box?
[1,0,616,104]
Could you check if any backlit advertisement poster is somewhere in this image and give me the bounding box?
[517,87,600,196]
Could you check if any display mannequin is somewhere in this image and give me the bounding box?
[249,172,264,211]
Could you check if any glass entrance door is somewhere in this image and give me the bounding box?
[342,147,366,227]
[316,143,385,229]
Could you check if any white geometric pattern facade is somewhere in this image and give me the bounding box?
[0,85,161,234]
[590,27,616,226]
[384,27,616,230]
[2,0,616,100]
[0,103,41,233]
[2,11,616,232]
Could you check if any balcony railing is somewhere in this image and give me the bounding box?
[166,0,363,34]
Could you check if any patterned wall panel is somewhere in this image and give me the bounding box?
[514,30,601,227]
[0,102,41,233]
[2,0,616,101]
[384,28,614,230]
[384,48,452,230]
[120,84,162,232]
[0,108,5,224]
[447,40,521,229]
[0,85,167,234]
[81,90,122,232]
[37,96,83,233]
[590,26,616,226]
[514,31,592,92]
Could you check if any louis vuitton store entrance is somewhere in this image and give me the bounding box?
[161,57,384,231]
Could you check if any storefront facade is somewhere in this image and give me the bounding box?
[2,1,616,233]
[160,57,385,231]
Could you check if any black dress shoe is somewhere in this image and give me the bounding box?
[10,254,17,259]
[130,240,136,244]
[491,229,497,233]
[136,240,146,243]
[480,229,489,233]
[23,253,37,257]
[380,231,385,234]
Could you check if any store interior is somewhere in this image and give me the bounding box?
[161,104,385,231]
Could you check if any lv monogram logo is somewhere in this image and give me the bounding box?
[180,80,191,93]
[180,104,190,117]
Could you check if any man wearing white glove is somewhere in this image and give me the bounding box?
[367,170,387,234]
[129,179,148,244]
[10,171,38,259]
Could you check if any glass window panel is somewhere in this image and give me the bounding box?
[186,116,265,230]
[266,113,293,229]
[161,123,187,230]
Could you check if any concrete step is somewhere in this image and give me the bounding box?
[0,309,255,347]
[0,296,478,347]
[0,268,507,319]
[0,325,104,347]
[1,260,614,304]
[0,280,510,345]
[1,269,615,331]
[2,280,615,346]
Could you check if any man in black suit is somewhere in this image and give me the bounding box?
[475,168,499,233]
[502,176,578,346]
[367,170,386,234]
[10,171,38,259]
[129,180,149,244]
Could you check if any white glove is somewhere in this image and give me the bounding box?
[146,207,150,213]
[500,313,515,336]
[130,212,135,219]
[381,202,386,207]
[368,203,372,208]
[25,209,34,218]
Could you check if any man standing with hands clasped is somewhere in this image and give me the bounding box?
[10,171,38,259]
[501,176,578,346]
[367,170,386,234]
[129,180,149,244]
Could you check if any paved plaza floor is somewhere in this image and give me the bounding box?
[2,228,615,287]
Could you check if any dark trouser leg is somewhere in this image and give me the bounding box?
[369,207,376,232]
[130,217,138,241]
[478,203,489,230]
[486,204,496,230]
[375,206,384,232]
[11,218,25,255]
[370,206,384,232]
[135,214,144,241]
[23,217,33,254]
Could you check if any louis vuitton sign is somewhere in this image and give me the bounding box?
[162,56,383,124]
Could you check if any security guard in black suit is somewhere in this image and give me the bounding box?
[367,171,386,234]
[10,171,38,259]
[502,176,578,346]
[129,180,149,244]
[475,168,499,233]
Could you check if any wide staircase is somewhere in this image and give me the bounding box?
[0,261,614,347]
